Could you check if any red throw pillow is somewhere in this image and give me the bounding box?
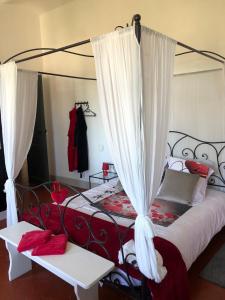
[31,234,68,256]
[185,160,209,178]
[17,230,52,252]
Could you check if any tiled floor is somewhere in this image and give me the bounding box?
[0,219,224,300]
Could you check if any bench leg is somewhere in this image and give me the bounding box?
[6,242,32,281]
[74,283,98,300]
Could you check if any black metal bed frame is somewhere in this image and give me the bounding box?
[15,131,225,299]
[2,14,225,81]
[16,181,148,299]
[167,131,225,190]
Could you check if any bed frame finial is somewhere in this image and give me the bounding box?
[133,14,141,43]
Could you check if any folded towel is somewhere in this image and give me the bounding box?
[17,230,52,252]
[32,234,68,256]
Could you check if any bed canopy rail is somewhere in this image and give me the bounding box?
[2,14,224,80]
[3,47,94,64]
[176,50,225,61]
[37,71,96,81]
[175,42,224,64]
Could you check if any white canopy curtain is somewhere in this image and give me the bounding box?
[91,26,176,282]
[0,62,38,226]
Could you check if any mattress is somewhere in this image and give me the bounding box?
[61,179,225,270]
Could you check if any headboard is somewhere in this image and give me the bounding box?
[167,131,225,190]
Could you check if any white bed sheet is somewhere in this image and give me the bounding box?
[62,181,225,270]
[156,188,225,269]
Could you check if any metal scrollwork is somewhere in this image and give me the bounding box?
[168,131,225,189]
[15,181,145,299]
[181,147,194,158]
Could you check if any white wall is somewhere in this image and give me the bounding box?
[42,76,111,186]
[39,0,225,186]
[171,69,225,140]
[0,4,42,70]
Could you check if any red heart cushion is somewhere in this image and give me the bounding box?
[32,234,68,256]
[185,160,209,178]
[17,230,52,252]
[51,188,69,204]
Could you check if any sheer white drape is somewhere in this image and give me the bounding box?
[91,27,176,282]
[0,62,38,226]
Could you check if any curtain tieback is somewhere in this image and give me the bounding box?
[4,179,14,193]
[135,214,155,239]
[135,213,167,282]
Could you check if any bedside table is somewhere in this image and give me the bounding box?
[89,171,118,189]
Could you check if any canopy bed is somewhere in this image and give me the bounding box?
[13,130,225,299]
[0,14,225,300]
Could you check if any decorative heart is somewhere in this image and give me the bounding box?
[51,189,69,204]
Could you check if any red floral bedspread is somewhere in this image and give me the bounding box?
[93,191,191,226]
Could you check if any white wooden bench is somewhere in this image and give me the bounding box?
[0,221,115,300]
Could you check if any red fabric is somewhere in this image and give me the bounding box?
[68,107,78,171]
[32,234,68,256]
[185,160,209,178]
[148,237,189,300]
[51,189,69,204]
[22,204,189,300]
[17,230,52,252]
[51,182,69,204]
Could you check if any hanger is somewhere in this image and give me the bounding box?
[83,103,96,117]
[74,101,96,117]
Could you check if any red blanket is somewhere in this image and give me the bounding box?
[22,203,189,300]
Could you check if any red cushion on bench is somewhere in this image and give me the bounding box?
[17,230,52,252]
[32,234,68,256]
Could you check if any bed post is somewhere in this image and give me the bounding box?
[133,12,153,300]
[133,14,141,43]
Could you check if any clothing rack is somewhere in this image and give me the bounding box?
[38,71,96,81]
[75,101,96,117]
[3,14,225,82]
[75,101,89,105]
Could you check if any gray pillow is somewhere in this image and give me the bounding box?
[157,169,200,205]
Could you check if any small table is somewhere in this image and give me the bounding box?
[89,171,118,189]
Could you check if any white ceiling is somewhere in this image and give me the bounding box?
[0,0,74,14]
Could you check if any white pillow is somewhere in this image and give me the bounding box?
[191,162,214,205]
[167,156,189,173]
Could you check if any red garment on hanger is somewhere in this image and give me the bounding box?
[68,107,78,171]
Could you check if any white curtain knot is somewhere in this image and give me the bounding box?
[135,214,155,239]
[137,214,147,218]
[136,214,150,221]
[4,179,14,193]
